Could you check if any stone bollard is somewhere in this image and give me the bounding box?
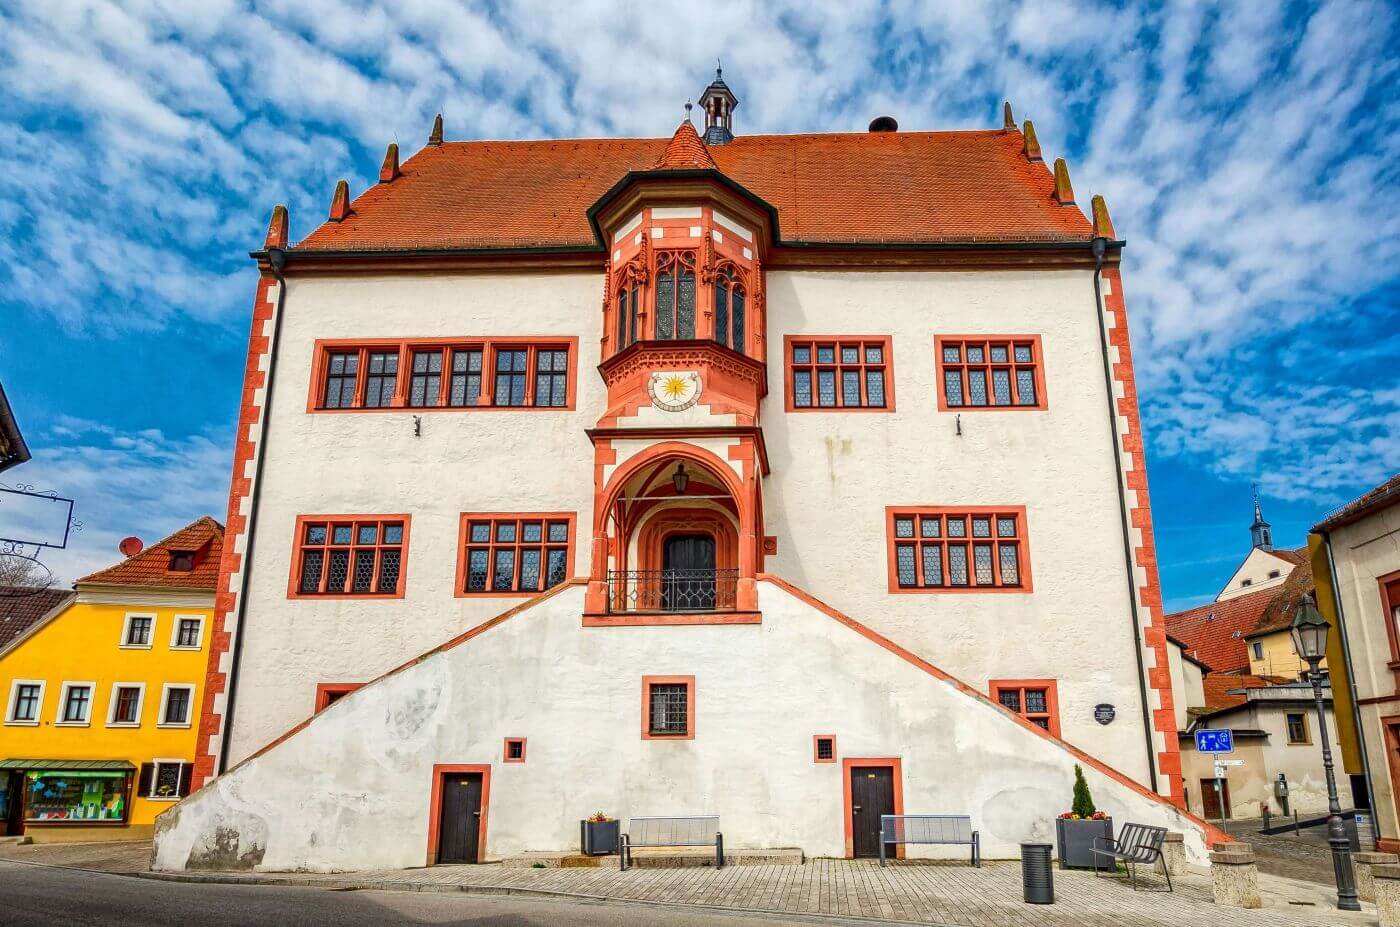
[1355,852,1399,904]
[1375,864,1400,926]
[1210,844,1261,909]
[1162,832,1188,876]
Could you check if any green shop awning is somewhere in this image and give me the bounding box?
[0,759,135,770]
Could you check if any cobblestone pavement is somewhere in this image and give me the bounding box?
[1225,817,1348,885]
[145,859,1378,927]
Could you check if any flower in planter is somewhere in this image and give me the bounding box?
[587,811,614,823]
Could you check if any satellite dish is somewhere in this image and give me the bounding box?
[119,536,144,557]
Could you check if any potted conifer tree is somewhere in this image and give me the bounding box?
[1054,765,1113,869]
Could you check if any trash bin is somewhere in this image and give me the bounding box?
[1021,842,1055,904]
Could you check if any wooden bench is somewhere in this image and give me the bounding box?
[1090,822,1171,891]
[619,815,723,870]
[879,814,980,867]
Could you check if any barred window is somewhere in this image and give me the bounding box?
[293,517,407,597]
[363,351,399,407]
[890,509,1028,592]
[648,683,689,736]
[938,337,1044,409]
[789,338,890,410]
[991,681,1058,735]
[814,735,836,762]
[459,515,573,595]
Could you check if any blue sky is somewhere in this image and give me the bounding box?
[1,0,1396,610]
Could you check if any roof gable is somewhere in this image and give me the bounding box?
[76,516,224,591]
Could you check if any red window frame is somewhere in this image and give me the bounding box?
[314,682,363,712]
[813,734,837,763]
[935,335,1047,411]
[641,675,695,740]
[454,513,576,598]
[990,679,1060,737]
[784,335,894,412]
[307,337,578,413]
[503,737,527,763]
[885,506,1032,594]
[287,515,411,599]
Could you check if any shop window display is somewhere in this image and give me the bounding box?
[25,770,128,823]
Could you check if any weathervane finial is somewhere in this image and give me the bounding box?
[685,99,693,122]
[717,59,722,78]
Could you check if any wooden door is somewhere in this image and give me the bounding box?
[1200,777,1232,819]
[436,773,483,863]
[850,766,895,858]
[662,533,716,610]
[0,771,22,836]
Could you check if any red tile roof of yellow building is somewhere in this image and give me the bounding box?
[295,128,1094,253]
[76,516,224,591]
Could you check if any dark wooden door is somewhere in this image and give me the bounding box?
[1200,777,1231,819]
[850,766,895,858]
[436,773,482,863]
[0,771,22,836]
[662,533,716,610]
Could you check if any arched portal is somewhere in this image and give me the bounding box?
[586,442,758,617]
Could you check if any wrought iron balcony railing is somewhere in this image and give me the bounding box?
[606,569,739,613]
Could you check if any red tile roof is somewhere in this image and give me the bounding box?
[0,588,74,652]
[1315,473,1400,531]
[1166,586,1282,673]
[76,516,224,591]
[1202,673,1290,711]
[295,129,1093,253]
[652,120,718,170]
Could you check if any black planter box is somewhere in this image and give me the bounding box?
[581,819,619,856]
[1055,817,1113,870]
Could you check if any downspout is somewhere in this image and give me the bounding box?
[1321,528,1379,845]
[217,248,288,774]
[1091,236,1159,794]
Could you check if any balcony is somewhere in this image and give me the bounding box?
[606,569,739,614]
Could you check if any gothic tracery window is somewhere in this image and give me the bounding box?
[654,251,697,340]
[714,264,746,351]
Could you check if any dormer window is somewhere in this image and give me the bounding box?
[654,251,697,340]
[169,551,196,572]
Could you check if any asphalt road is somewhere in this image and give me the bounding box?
[0,861,886,927]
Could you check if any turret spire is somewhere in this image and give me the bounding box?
[1250,483,1274,551]
[698,65,738,145]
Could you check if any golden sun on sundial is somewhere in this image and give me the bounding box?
[661,375,689,399]
[648,371,701,412]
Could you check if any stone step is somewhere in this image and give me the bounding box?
[502,847,804,869]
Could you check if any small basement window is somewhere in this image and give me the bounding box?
[504,737,527,763]
[642,676,694,739]
[813,735,836,763]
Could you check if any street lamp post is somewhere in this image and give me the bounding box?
[1290,592,1361,912]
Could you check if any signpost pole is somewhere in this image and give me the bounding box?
[1213,753,1228,834]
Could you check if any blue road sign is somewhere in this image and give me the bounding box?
[1195,729,1233,754]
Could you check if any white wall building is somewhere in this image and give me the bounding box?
[159,77,1213,871]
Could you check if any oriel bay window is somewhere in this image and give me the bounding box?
[456,514,575,596]
[786,337,892,410]
[311,339,576,411]
[936,336,1046,410]
[290,516,410,598]
[886,507,1031,593]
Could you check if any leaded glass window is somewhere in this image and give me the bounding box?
[409,350,443,407]
[294,518,405,596]
[461,516,572,595]
[998,690,1021,711]
[888,511,1026,591]
[323,352,359,408]
[789,338,889,409]
[939,338,1043,409]
[533,349,569,407]
[994,683,1056,733]
[713,266,747,351]
[450,349,483,407]
[654,251,696,341]
[493,349,528,406]
[364,351,398,407]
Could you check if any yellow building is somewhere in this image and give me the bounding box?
[0,517,221,842]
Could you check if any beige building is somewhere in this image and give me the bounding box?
[1316,473,1400,851]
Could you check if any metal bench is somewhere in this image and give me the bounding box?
[619,815,723,870]
[1090,822,1171,891]
[879,814,980,867]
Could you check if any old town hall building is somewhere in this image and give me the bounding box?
[156,73,1220,871]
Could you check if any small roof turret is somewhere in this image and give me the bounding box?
[653,118,718,171]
